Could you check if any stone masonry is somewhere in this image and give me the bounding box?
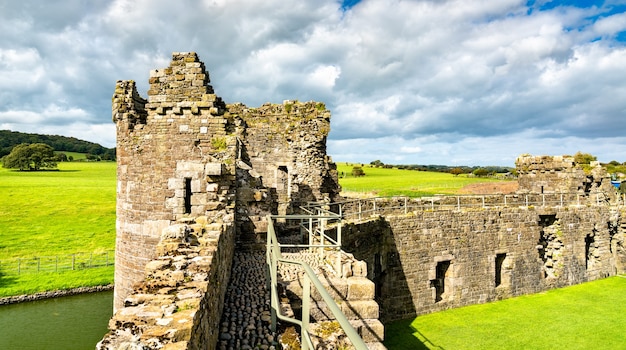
[111,52,340,311]
[337,157,626,322]
[103,51,626,348]
[102,52,344,349]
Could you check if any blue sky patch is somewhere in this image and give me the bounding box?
[340,0,361,11]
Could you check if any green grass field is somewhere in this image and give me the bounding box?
[337,163,508,197]
[0,162,116,297]
[1,158,622,350]
[384,276,626,349]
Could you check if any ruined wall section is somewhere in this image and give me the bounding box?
[516,155,615,201]
[113,52,237,310]
[341,206,619,322]
[98,217,235,350]
[227,101,340,237]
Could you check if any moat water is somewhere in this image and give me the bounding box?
[0,290,113,350]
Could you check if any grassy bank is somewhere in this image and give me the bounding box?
[337,163,508,197]
[0,162,116,297]
[384,276,626,349]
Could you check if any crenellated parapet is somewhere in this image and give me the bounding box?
[146,52,226,117]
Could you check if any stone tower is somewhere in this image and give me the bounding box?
[112,52,340,309]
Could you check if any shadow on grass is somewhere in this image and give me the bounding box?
[384,318,446,350]
[0,270,18,290]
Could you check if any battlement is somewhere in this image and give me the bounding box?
[111,52,340,311]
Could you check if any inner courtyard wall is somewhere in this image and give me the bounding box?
[340,205,623,322]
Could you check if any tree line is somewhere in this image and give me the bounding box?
[368,159,513,176]
[0,130,115,160]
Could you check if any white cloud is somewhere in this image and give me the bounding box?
[0,0,625,165]
[309,65,341,89]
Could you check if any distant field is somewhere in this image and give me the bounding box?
[0,160,508,297]
[0,162,116,297]
[384,276,626,349]
[54,151,88,160]
[337,163,509,197]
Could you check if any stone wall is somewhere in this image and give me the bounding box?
[112,52,237,310]
[98,217,235,349]
[516,155,615,198]
[112,52,340,310]
[227,101,340,240]
[109,51,626,347]
[340,204,624,322]
[108,52,342,349]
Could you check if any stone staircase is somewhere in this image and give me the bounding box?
[277,250,386,349]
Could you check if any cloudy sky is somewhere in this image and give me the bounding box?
[1,0,625,166]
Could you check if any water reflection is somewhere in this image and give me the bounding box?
[0,291,113,350]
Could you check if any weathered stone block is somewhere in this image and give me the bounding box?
[347,277,375,301]
[349,319,384,343]
[205,163,222,175]
[340,300,379,319]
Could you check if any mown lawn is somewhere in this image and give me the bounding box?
[384,276,626,350]
[337,163,508,197]
[0,162,116,297]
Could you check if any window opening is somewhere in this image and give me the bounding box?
[585,234,596,270]
[184,178,192,214]
[374,253,382,300]
[431,260,450,303]
[495,253,506,287]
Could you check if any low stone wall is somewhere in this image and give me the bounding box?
[0,285,114,306]
[98,216,235,350]
[340,205,624,322]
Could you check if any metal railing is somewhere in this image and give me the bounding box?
[0,251,114,275]
[331,192,620,221]
[266,214,368,350]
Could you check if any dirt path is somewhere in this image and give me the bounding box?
[457,181,518,194]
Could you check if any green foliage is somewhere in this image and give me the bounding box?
[0,130,115,159]
[210,137,227,151]
[450,167,464,176]
[605,162,626,176]
[573,151,597,164]
[2,143,57,170]
[472,167,490,177]
[384,276,626,349]
[351,166,365,177]
[337,163,509,197]
[55,152,68,162]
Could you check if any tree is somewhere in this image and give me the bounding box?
[573,152,596,165]
[2,143,57,170]
[450,167,464,176]
[351,166,365,177]
[55,153,68,162]
[473,168,490,177]
[370,160,384,167]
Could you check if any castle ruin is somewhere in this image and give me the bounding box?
[100,52,626,349]
[111,52,340,310]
